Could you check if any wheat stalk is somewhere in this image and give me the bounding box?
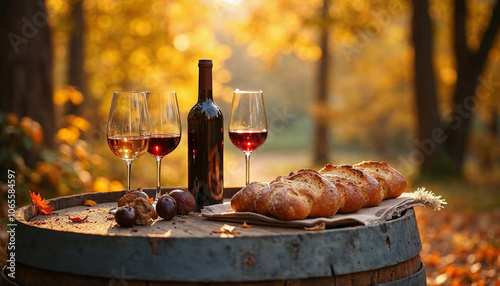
[413,187,447,211]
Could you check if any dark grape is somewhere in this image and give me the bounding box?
[115,206,137,227]
[156,195,177,220]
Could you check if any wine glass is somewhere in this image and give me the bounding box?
[107,91,151,194]
[146,90,182,203]
[229,89,268,185]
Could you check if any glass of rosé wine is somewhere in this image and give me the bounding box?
[146,91,182,203]
[229,89,268,186]
[107,91,151,194]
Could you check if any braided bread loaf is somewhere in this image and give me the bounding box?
[231,161,407,221]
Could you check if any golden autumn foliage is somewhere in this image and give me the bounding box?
[48,0,234,117]
[2,0,491,192]
[0,1,495,193]
[416,207,500,285]
[53,86,84,106]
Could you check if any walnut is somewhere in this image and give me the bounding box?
[117,189,149,207]
[131,197,157,225]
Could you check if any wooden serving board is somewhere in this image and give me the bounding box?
[8,188,426,285]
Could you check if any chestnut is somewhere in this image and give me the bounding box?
[169,189,195,215]
[156,194,177,220]
[115,206,137,227]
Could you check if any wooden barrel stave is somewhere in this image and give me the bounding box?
[6,189,425,285]
[5,258,425,286]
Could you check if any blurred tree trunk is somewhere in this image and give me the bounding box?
[67,0,86,115]
[491,109,499,139]
[411,0,500,177]
[447,0,500,173]
[479,108,499,171]
[410,0,447,174]
[313,0,331,165]
[0,0,55,149]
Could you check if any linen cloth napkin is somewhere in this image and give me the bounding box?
[201,189,445,228]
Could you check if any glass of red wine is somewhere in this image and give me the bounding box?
[146,90,182,203]
[229,89,268,186]
[107,91,151,194]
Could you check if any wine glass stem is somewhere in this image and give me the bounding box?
[155,157,162,201]
[126,161,132,194]
[244,152,251,185]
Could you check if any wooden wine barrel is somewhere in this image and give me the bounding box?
[3,189,426,286]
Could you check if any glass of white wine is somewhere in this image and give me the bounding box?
[106,91,151,193]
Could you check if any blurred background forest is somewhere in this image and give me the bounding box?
[1,0,500,284]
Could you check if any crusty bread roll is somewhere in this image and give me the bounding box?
[265,179,312,220]
[321,175,365,213]
[254,184,272,216]
[283,169,342,218]
[353,161,407,199]
[254,176,283,216]
[230,181,268,213]
[319,164,382,207]
[230,161,407,221]
[250,171,342,220]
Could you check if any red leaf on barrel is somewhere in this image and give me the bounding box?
[69,216,88,223]
[29,191,53,215]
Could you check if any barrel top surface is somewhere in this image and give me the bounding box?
[17,189,322,237]
[14,190,422,282]
[21,201,306,238]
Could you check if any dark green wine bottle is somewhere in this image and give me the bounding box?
[187,59,224,211]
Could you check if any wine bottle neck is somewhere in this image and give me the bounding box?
[198,59,213,101]
[198,89,213,101]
